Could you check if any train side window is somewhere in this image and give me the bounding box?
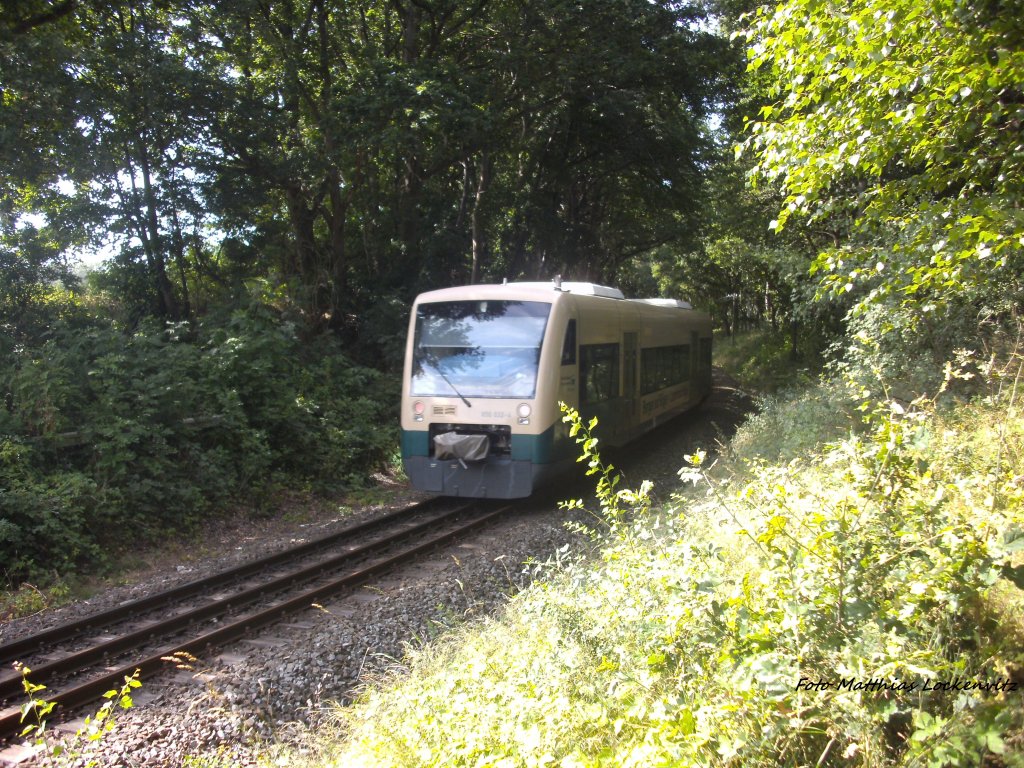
[561,319,577,365]
[641,344,690,395]
[580,343,620,404]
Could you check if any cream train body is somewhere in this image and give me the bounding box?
[400,281,712,498]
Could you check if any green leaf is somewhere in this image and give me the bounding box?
[986,732,1005,754]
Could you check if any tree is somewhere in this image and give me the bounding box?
[3,0,731,344]
[185,0,726,338]
[0,0,79,38]
[0,2,92,347]
[648,149,846,358]
[740,0,1024,339]
[483,0,726,284]
[0,0,214,322]
[162,0,516,336]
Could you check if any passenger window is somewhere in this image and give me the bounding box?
[561,320,577,365]
[580,343,620,404]
[640,345,690,394]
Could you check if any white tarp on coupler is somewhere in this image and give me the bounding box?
[433,432,489,461]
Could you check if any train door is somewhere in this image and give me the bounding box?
[623,332,638,425]
[549,314,579,464]
[559,317,578,405]
[691,331,699,389]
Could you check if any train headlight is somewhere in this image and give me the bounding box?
[517,403,531,424]
[413,401,425,422]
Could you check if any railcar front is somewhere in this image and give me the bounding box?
[400,286,569,498]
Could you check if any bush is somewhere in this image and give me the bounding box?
[0,439,99,579]
[729,377,857,463]
[0,303,398,584]
[713,327,819,394]
[204,306,397,487]
[302,364,1024,768]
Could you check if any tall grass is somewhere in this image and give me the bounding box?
[278,359,1024,768]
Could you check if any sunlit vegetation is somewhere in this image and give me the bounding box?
[2,0,1024,761]
[712,327,818,394]
[279,355,1024,767]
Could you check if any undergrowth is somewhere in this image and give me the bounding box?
[0,304,398,586]
[0,580,71,621]
[713,327,817,393]
[282,357,1024,768]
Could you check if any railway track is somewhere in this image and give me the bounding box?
[0,498,510,743]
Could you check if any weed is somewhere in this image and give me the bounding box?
[16,663,141,767]
[0,580,70,621]
[273,360,1024,768]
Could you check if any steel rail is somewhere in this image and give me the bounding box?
[0,498,444,665]
[0,503,508,741]
[0,501,471,702]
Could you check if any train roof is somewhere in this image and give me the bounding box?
[413,281,696,310]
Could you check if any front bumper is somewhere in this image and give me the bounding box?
[403,455,542,498]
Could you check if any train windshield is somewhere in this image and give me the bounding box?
[412,300,551,399]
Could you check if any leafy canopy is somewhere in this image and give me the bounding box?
[740,0,1024,317]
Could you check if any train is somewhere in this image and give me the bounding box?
[400,279,713,498]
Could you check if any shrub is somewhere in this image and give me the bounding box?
[0,439,100,579]
[305,365,1024,768]
[729,377,857,463]
[0,303,398,584]
[204,306,397,487]
[678,385,1024,765]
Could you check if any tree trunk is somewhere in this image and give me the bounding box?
[169,203,192,320]
[131,142,180,320]
[285,187,324,327]
[328,179,348,329]
[470,153,490,284]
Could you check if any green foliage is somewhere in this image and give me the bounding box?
[0,443,100,581]
[649,149,847,362]
[0,228,82,344]
[712,327,820,393]
[204,306,397,487]
[557,403,652,536]
[0,304,397,584]
[2,0,729,341]
[838,304,996,401]
[740,0,1024,363]
[728,377,855,462]
[17,663,141,767]
[292,362,1024,768]
[651,159,812,344]
[680,374,1024,766]
[0,579,69,621]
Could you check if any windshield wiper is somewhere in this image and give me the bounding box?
[418,349,472,408]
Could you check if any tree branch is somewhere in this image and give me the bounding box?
[6,0,79,36]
